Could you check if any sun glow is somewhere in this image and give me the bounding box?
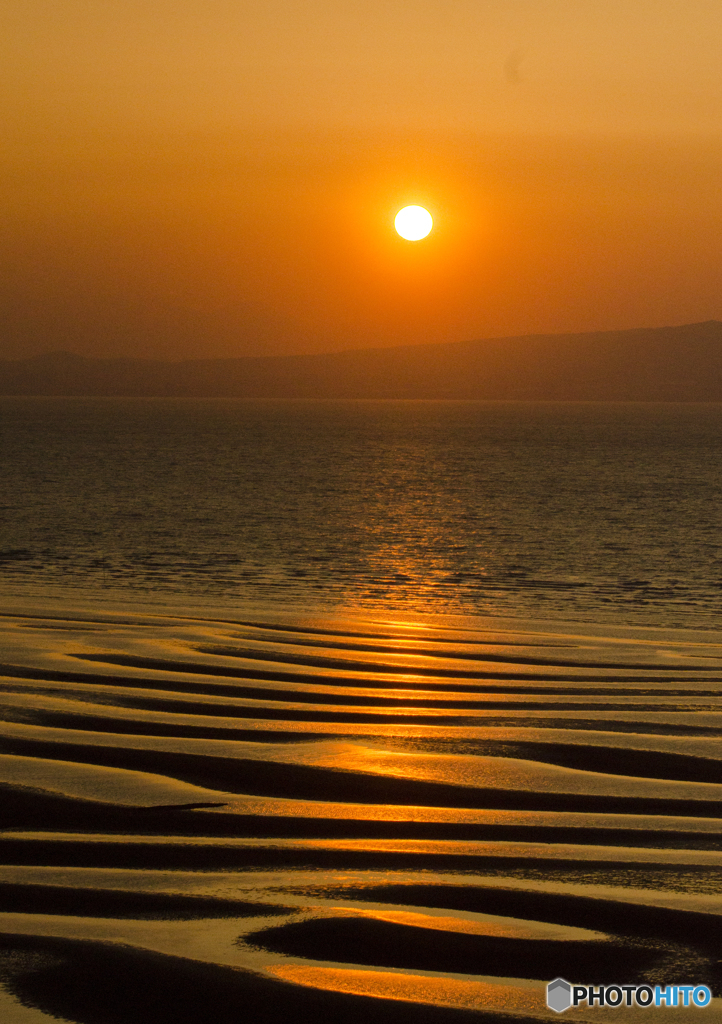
[394,205,433,241]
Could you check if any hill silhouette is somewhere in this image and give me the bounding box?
[2,321,722,400]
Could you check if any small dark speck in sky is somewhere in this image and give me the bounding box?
[504,49,524,84]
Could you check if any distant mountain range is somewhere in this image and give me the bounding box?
[3,321,722,400]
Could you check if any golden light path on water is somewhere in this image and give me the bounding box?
[0,601,722,1023]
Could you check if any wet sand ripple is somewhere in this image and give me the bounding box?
[1,608,722,1022]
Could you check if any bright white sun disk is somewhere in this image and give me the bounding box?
[395,205,433,241]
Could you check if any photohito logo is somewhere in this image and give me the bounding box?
[546,979,712,1012]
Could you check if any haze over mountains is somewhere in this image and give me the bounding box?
[3,321,722,401]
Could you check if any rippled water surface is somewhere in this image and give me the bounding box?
[2,397,722,627]
[1,399,722,1022]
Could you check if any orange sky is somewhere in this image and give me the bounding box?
[3,0,722,360]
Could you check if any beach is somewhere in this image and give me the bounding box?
[0,599,721,1023]
[2,397,722,1021]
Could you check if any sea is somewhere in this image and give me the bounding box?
[2,397,722,628]
[1,398,721,1024]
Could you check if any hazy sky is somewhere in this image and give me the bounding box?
[3,1,722,360]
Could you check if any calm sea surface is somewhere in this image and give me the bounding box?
[1,397,721,629]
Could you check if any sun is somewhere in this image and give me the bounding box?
[394,205,433,241]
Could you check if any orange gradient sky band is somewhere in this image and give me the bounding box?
[3,0,722,360]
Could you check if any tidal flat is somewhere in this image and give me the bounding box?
[0,602,721,1023]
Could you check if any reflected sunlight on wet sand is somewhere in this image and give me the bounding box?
[1,601,722,1023]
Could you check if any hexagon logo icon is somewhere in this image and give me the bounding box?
[547,978,572,1013]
